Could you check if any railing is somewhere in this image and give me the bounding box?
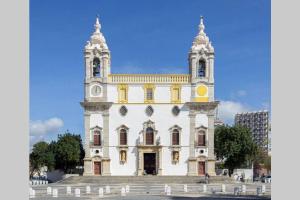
[108,74,191,84]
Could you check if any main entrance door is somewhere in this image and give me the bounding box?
[144,153,156,175]
[198,161,205,176]
[94,161,101,175]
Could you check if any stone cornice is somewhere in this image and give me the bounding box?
[185,101,219,112]
[80,101,113,111]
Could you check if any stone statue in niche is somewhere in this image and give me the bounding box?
[120,150,126,162]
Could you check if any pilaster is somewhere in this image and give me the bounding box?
[207,112,216,176]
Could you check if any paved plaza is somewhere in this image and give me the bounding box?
[30,182,271,199]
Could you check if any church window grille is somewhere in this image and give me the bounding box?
[92,57,101,77]
[172,106,180,116]
[145,106,154,117]
[119,106,128,116]
[198,60,206,77]
[172,129,180,145]
[120,129,127,145]
[146,127,154,145]
[93,130,101,146]
[197,130,206,146]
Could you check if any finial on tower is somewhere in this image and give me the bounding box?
[199,16,205,33]
[94,15,101,33]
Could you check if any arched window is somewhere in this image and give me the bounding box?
[197,130,206,146]
[172,129,180,145]
[198,60,206,77]
[146,127,154,145]
[93,57,101,77]
[93,130,101,146]
[120,129,127,145]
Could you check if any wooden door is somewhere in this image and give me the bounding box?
[94,162,101,175]
[198,161,205,176]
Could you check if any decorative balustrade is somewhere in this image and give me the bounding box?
[108,74,191,84]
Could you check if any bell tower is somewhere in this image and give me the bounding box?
[83,17,111,101]
[188,17,215,102]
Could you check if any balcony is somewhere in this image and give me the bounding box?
[108,74,191,84]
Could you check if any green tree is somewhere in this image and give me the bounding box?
[215,125,258,176]
[54,131,84,173]
[29,141,55,178]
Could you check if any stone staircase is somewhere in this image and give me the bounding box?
[59,176,233,185]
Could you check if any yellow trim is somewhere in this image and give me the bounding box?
[193,97,209,102]
[143,84,155,103]
[117,84,128,103]
[108,73,190,76]
[170,84,181,103]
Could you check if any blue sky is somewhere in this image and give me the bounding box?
[30,0,270,146]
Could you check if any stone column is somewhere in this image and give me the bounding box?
[83,112,93,176]
[209,55,214,83]
[84,54,90,80]
[157,148,162,176]
[207,111,216,176]
[137,149,143,176]
[188,111,197,176]
[102,111,111,176]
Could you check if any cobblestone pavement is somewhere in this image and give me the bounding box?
[30,183,271,199]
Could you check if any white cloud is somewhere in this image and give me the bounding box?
[218,100,250,124]
[30,117,64,136]
[29,117,64,149]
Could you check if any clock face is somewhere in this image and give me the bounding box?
[91,85,101,96]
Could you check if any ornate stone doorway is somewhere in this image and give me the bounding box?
[144,153,156,175]
[94,161,101,175]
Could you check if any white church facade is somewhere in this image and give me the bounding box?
[81,17,219,176]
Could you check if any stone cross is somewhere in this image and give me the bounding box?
[164,184,168,193]
[29,188,35,198]
[261,185,266,194]
[75,188,80,197]
[242,185,246,193]
[125,185,130,193]
[105,185,110,194]
[67,186,71,195]
[99,187,104,198]
[52,188,58,198]
[221,184,226,193]
[86,186,91,194]
[184,184,188,192]
[166,186,171,196]
[47,187,52,195]
[234,187,239,195]
[121,187,126,196]
[203,184,207,193]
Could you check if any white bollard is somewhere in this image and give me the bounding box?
[52,188,58,198]
[242,185,246,193]
[29,189,35,198]
[86,186,91,194]
[45,180,48,184]
[121,187,126,196]
[166,186,171,196]
[262,184,266,194]
[67,186,72,195]
[203,184,207,193]
[105,185,110,194]
[125,185,130,193]
[164,184,168,193]
[184,184,188,192]
[221,184,226,193]
[234,187,239,195]
[39,180,42,185]
[99,187,104,198]
[47,187,52,195]
[75,188,80,197]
